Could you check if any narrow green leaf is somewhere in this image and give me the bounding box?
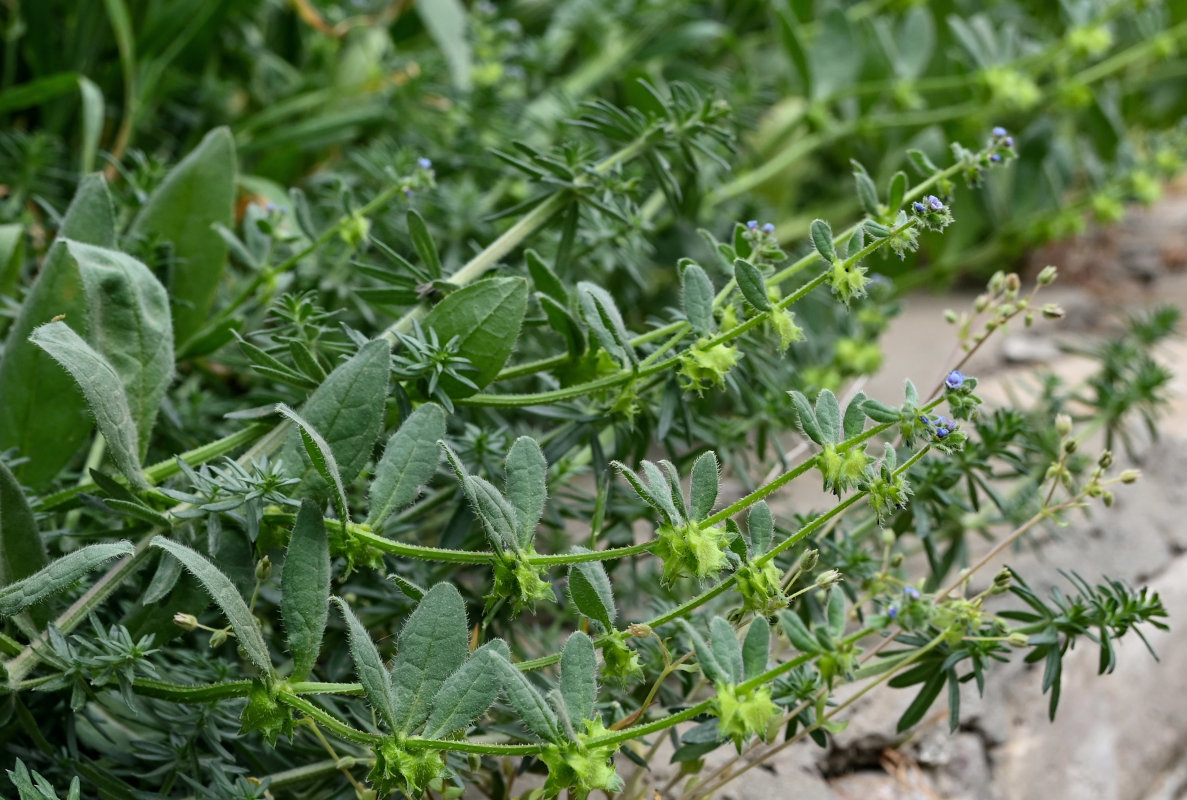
[742,619,770,681]
[539,295,586,359]
[415,0,472,91]
[689,451,719,521]
[887,171,909,212]
[66,241,174,455]
[710,616,743,684]
[280,339,389,494]
[747,502,773,557]
[851,161,881,217]
[0,175,116,488]
[827,587,846,638]
[525,249,567,302]
[282,499,330,682]
[421,277,529,396]
[778,611,823,655]
[907,149,939,177]
[504,436,546,550]
[495,655,561,742]
[896,670,945,732]
[29,322,145,488]
[332,597,400,731]
[152,537,272,676]
[733,258,771,311]
[814,389,842,444]
[129,127,236,345]
[441,444,519,552]
[406,209,442,279]
[76,77,103,174]
[142,550,183,606]
[842,392,867,440]
[0,541,132,617]
[366,403,446,528]
[680,261,715,337]
[567,552,616,631]
[560,631,597,724]
[678,620,728,684]
[422,644,505,738]
[577,282,636,366]
[810,219,836,262]
[276,404,350,524]
[391,583,470,733]
[788,390,824,446]
[0,461,46,590]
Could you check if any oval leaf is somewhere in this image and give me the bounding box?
[733,258,771,311]
[366,403,446,528]
[560,631,597,725]
[504,436,546,550]
[422,644,505,738]
[567,553,616,631]
[282,499,331,681]
[391,583,470,733]
[680,261,715,337]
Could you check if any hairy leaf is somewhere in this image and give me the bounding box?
[680,261,715,337]
[366,403,446,528]
[567,553,616,631]
[504,436,547,550]
[420,277,528,396]
[0,541,132,617]
[391,583,470,733]
[689,451,719,521]
[733,258,771,311]
[282,499,331,681]
[332,597,400,732]
[423,643,505,738]
[560,631,597,724]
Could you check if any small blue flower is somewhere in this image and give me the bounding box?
[265,202,276,212]
[920,414,931,425]
[403,188,413,198]
[418,157,433,169]
[1004,136,1014,148]
[992,126,1008,138]
[945,370,965,390]
[903,586,921,600]
[887,604,899,620]
[989,154,1002,163]
[935,426,950,438]
[762,222,775,234]
[747,220,759,230]
[913,201,926,214]
[927,195,944,211]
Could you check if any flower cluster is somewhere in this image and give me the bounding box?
[942,369,983,420]
[910,193,953,231]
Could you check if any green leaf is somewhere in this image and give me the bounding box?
[896,670,945,732]
[0,175,116,488]
[282,499,330,682]
[778,611,822,655]
[907,149,939,177]
[423,643,505,738]
[76,77,103,174]
[152,537,272,676]
[814,389,842,444]
[415,0,472,91]
[280,339,389,494]
[0,461,47,590]
[420,277,529,396]
[842,392,867,440]
[560,631,597,724]
[539,295,586,359]
[678,620,727,684]
[504,436,546,550]
[742,619,770,681]
[787,390,824,446]
[577,282,636,366]
[827,587,846,638]
[525,249,567,302]
[689,451,719,521]
[407,209,442,279]
[898,7,935,79]
[710,616,743,684]
[567,551,616,631]
[332,597,400,732]
[680,261,715,337]
[851,161,881,217]
[276,404,351,524]
[495,655,561,742]
[65,241,173,456]
[128,127,236,345]
[733,259,771,311]
[887,171,909,212]
[29,322,145,488]
[0,541,132,617]
[391,583,470,733]
[366,403,446,528]
[747,501,773,557]
[810,219,836,262]
[441,444,519,552]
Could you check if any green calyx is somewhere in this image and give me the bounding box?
[489,551,554,614]
[678,340,739,392]
[829,260,869,305]
[713,682,779,749]
[818,444,869,495]
[734,561,787,616]
[654,520,730,584]
[601,631,643,685]
[369,738,447,798]
[539,719,624,799]
[238,680,293,745]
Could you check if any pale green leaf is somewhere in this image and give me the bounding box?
[504,436,546,550]
[420,277,528,396]
[567,553,616,631]
[0,541,132,617]
[422,643,505,738]
[391,583,470,733]
[282,499,330,681]
[742,618,770,681]
[415,0,473,91]
[560,631,597,724]
[680,261,715,337]
[332,596,400,732]
[366,403,446,528]
[689,451,719,521]
[495,655,560,742]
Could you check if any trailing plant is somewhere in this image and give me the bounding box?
[0,2,1178,799]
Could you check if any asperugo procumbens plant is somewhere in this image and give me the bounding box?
[0,83,1171,799]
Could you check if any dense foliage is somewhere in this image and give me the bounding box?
[0,1,1181,798]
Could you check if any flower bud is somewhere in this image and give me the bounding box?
[1041,303,1065,319]
[255,556,272,582]
[890,553,904,568]
[1119,469,1141,484]
[1102,490,1115,507]
[336,757,357,769]
[209,629,228,648]
[1007,632,1030,647]
[1037,265,1058,285]
[1055,414,1072,437]
[627,623,652,638]
[1063,439,1077,454]
[815,569,842,588]
[1098,450,1113,469]
[880,529,896,546]
[944,309,958,323]
[799,549,820,573]
[1005,273,1021,293]
[173,612,198,631]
